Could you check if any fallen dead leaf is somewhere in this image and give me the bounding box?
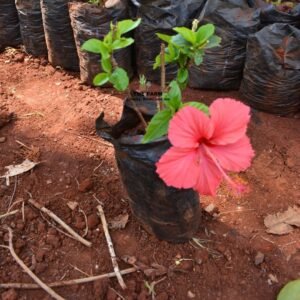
[264,206,300,235]
[0,159,39,185]
[109,213,129,230]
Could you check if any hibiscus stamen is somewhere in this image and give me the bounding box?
[202,145,245,194]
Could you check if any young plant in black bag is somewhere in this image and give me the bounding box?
[82,19,255,242]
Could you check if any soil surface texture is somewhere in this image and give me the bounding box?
[0,48,299,300]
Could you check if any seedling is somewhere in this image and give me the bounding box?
[142,20,221,143]
[82,19,141,92]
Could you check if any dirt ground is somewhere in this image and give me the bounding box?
[0,48,299,300]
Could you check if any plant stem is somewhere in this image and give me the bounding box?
[159,43,166,111]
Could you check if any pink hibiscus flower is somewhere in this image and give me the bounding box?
[156,98,255,196]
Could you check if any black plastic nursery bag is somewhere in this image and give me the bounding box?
[96,95,201,243]
[69,1,133,85]
[189,0,261,90]
[0,0,21,51]
[41,0,79,71]
[15,0,47,56]
[260,3,300,27]
[240,23,300,116]
[135,0,206,82]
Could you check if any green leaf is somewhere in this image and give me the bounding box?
[196,24,215,45]
[110,67,129,91]
[171,34,191,48]
[81,39,109,59]
[177,68,188,84]
[117,18,141,35]
[101,58,112,73]
[277,280,300,300]
[164,81,182,111]
[156,33,172,43]
[93,73,110,86]
[112,37,134,50]
[142,109,173,143]
[153,51,174,70]
[205,35,222,49]
[185,102,209,115]
[194,51,203,66]
[174,27,196,44]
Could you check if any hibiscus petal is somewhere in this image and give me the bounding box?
[193,146,223,196]
[156,147,200,189]
[210,98,251,145]
[207,136,255,172]
[168,106,212,148]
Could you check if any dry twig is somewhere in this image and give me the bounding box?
[97,205,127,289]
[29,199,91,247]
[1,227,65,300]
[0,267,136,289]
[0,209,19,220]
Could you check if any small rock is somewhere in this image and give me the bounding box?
[0,137,6,143]
[35,262,48,274]
[36,249,47,262]
[1,289,18,300]
[37,222,46,233]
[93,278,109,298]
[254,251,265,266]
[16,221,25,231]
[13,53,25,63]
[48,228,57,235]
[156,291,169,300]
[67,201,78,211]
[187,291,196,298]
[24,207,38,221]
[15,239,25,250]
[78,178,94,193]
[106,288,117,300]
[177,260,194,271]
[46,234,61,248]
[87,213,100,230]
[74,216,86,230]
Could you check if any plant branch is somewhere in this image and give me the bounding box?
[2,227,65,300]
[0,268,137,289]
[28,199,92,247]
[97,205,127,290]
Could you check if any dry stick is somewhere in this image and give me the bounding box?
[28,199,92,248]
[2,227,65,300]
[0,209,19,220]
[97,205,127,290]
[0,268,137,289]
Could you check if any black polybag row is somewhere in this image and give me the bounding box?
[255,2,300,27]
[135,0,206,82]
[15,0,47,56]
[41,0,79,71]
[240,23,300,116]
[69,1,133,86]
[0,0,21,52]
[96,95,201,243]
[189,0,261,90]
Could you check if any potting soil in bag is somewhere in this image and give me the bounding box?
[0,0,21,51]
[240,24,300,116]
[15,0,47,56]
[259,3,300,27]
[189,0,260,90]
[135,0,206,82]
[69,1,133,86]
[41,0,79,71]
[96,94,201,243]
